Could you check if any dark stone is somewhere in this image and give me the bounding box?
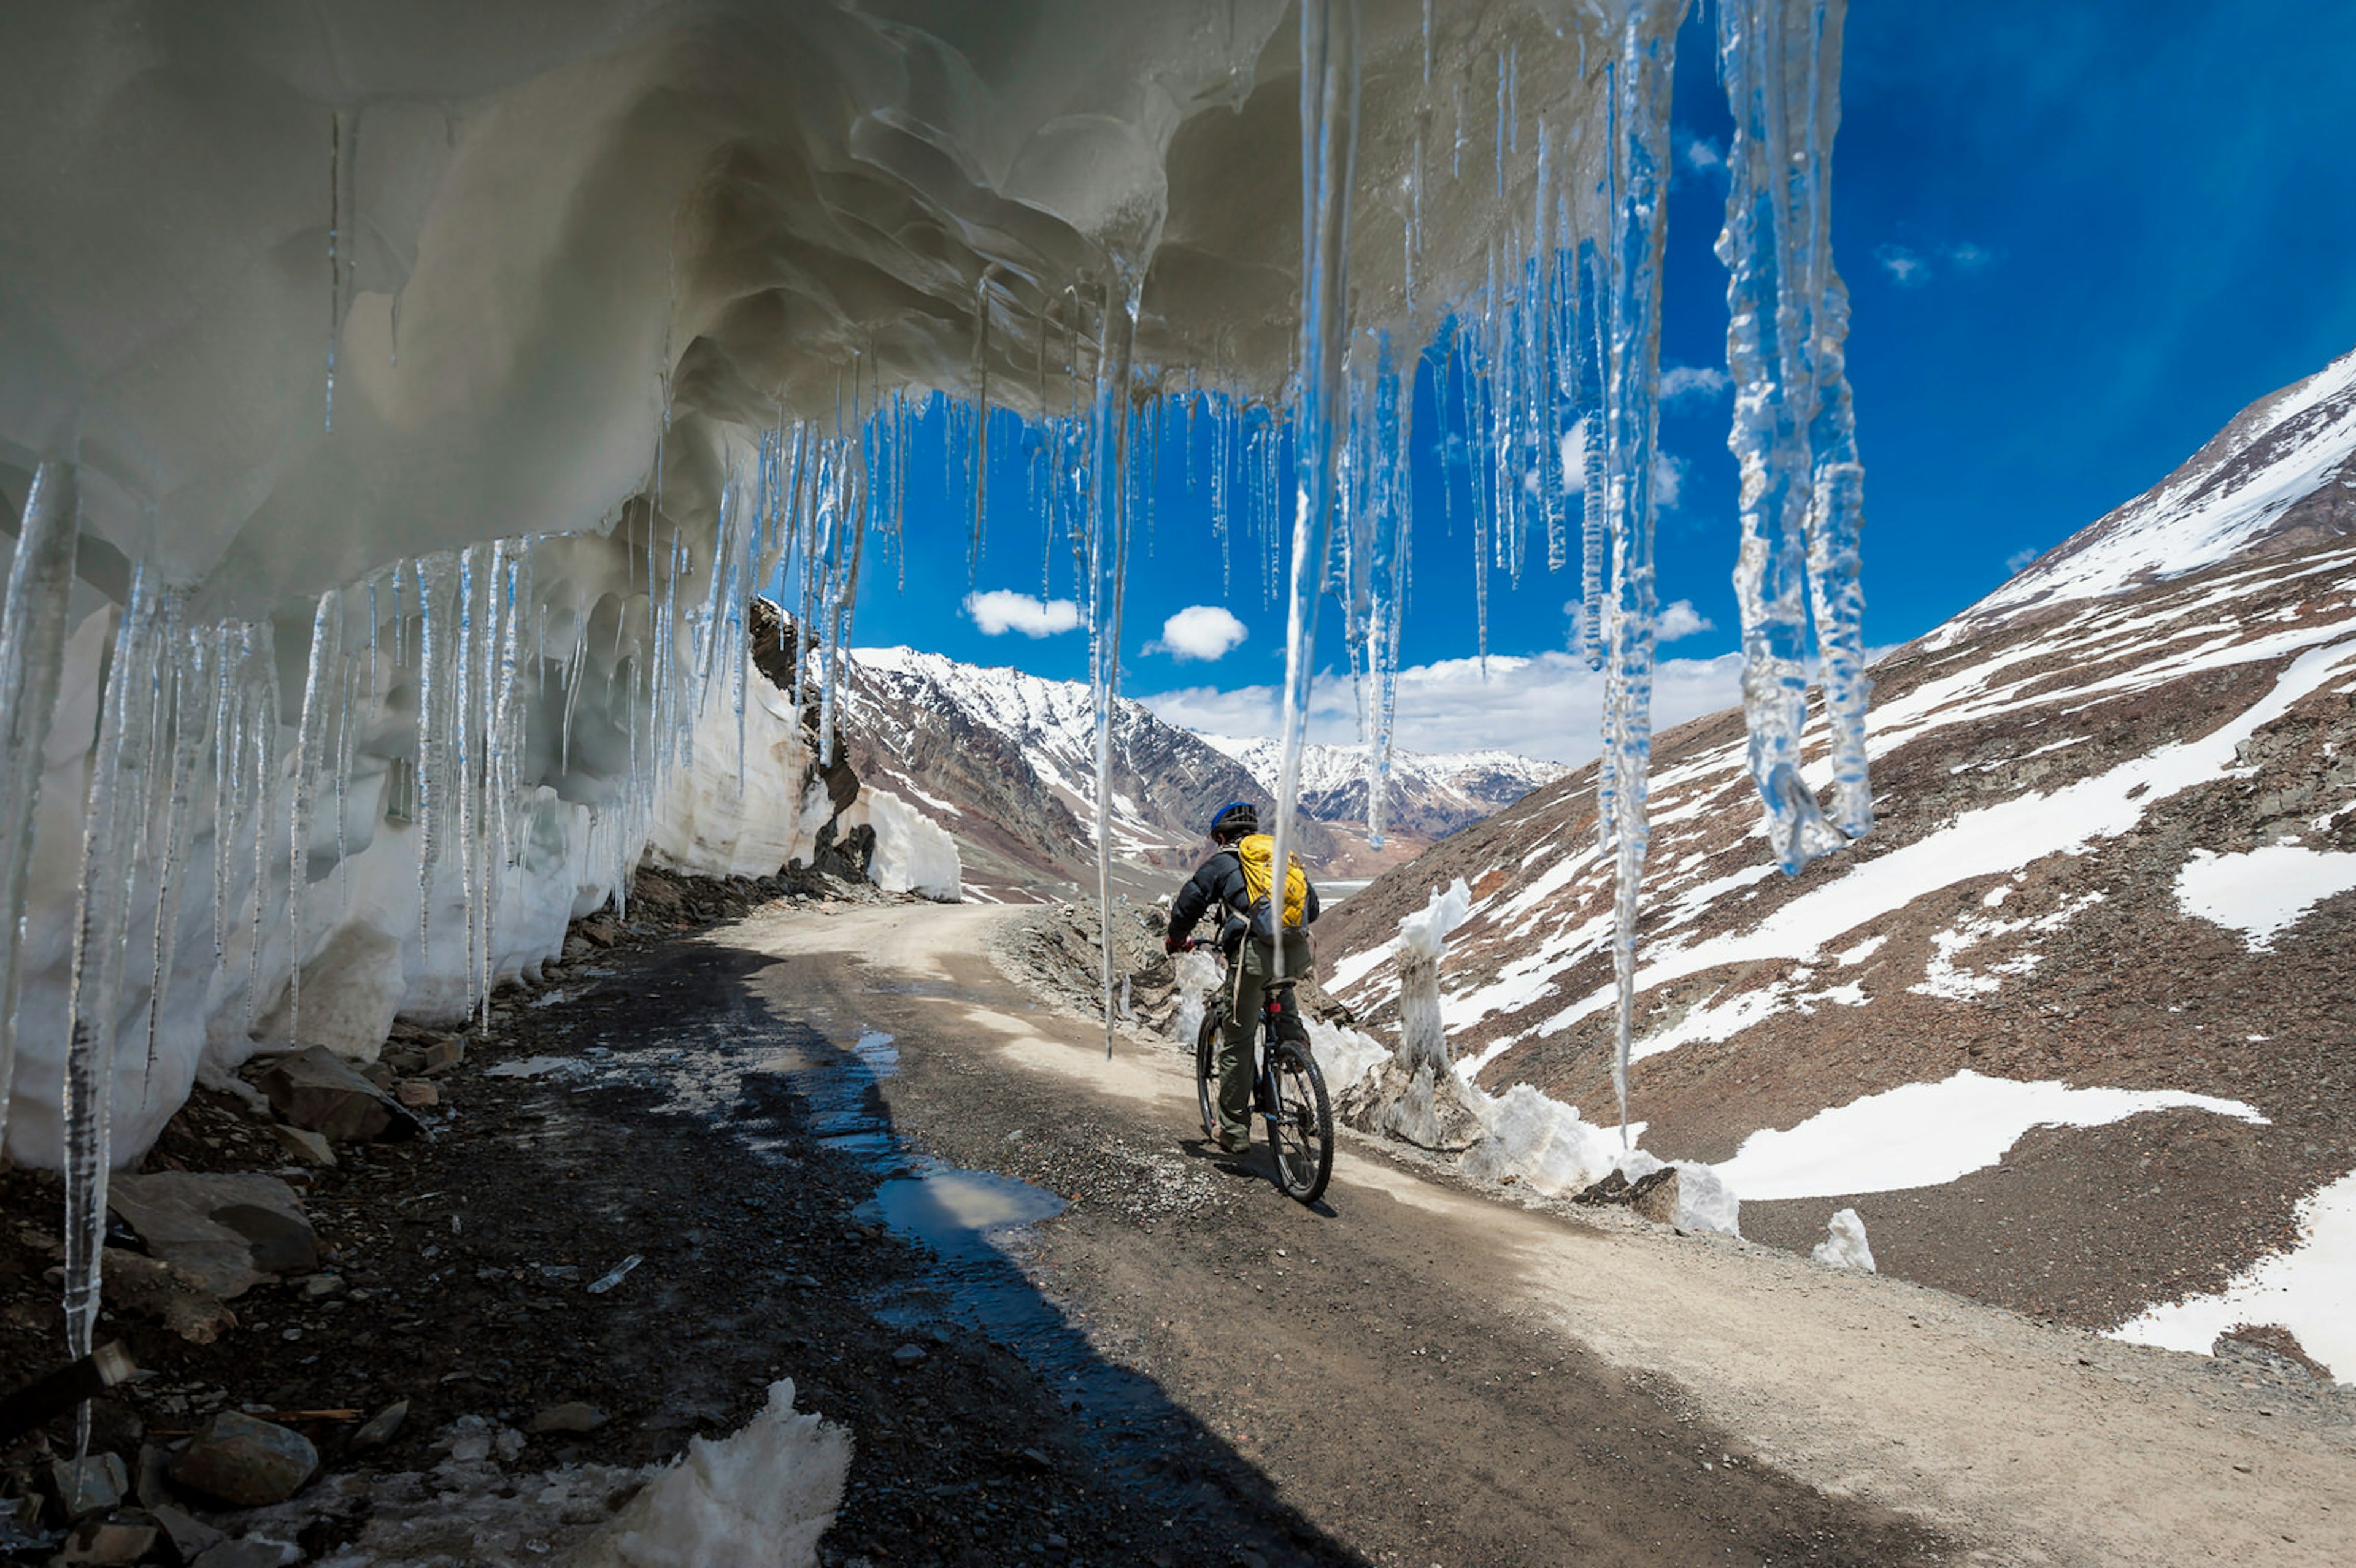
[107,1174,314,1297]
[167,1412,318,1507]
[348,1399,407,1451]
[253,1046,419,1142]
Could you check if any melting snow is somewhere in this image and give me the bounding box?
[2173,844,2356,950]
[1712,1070,2268,1201]
[2108,1170,2356,1378]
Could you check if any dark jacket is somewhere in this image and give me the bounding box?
[1168,845,1320,950]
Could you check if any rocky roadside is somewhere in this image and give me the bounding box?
[1,866,1232,1567]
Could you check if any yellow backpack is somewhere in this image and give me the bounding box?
[1234,833,1309,936]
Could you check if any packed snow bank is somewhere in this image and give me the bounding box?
[847,790,963,902]
[1811,1209,1876,1272]
[2173,844,2356,950]
[1306,1019,1390,1096]
[1461,1082,1740,1236]
[579,1378,851,1567]
[2110,1170,2356,1379]
[1713,1070,2268,1201]
[1167,948,1223,1047]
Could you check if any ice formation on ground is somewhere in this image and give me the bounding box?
[1396,877,1474,1073]
[1809,1207,1874,1272]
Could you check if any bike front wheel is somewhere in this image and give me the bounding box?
[1266,1040,1333,1204]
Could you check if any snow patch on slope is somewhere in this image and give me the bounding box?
[1712,1070,2268,1201]
[2109,1170,2356,1380]
[2173,844,2356,950]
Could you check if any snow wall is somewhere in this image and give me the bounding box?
[1,0,1869,1193]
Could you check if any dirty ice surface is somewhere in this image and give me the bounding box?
[1712,1070,2268,1201]
[2172,844,2356,950]
[2111,1170,2356,1380]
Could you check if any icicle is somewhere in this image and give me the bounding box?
[415,554,454,962]
[144,630,206,1082]
[1088,279,1142,1060]
[287,589,342,1047]
[61,567,164,1458]
[244,625,279,1036]
[1596,1,1686,1145]
[1716,0,1871,871]
[0,458,80,1155]
[971,269,996,581]
[1269,0,1361,985]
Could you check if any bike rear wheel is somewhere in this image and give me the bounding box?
[1195,1005,1222,1143]
[1265,1040,1334,1204]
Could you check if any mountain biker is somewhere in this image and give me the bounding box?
[1164,800,1320,1153]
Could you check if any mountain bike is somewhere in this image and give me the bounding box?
[1185,942,1334,1205]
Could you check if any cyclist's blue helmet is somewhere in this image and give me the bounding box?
[1209,801,1258,841]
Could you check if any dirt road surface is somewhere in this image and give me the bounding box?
[734,900,2355,1568]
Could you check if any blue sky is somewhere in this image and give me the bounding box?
[836,1,2356,763]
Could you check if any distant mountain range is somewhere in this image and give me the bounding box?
[816,645,1561,900]
[1195,734,1566,840]
[1318,344,2356,1373]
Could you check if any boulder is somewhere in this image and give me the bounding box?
[253,1046,418,1142]
[393,1080,439,1109]
[418,1037,466,1074]
[167,1412,318,1507]
[46,1453,127,1518]
[101,1248,238,1342]
[50,1517,156,1564]
[105,1174,314,1298]
[149,1505,226,1560]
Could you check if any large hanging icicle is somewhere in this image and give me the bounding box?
[61,569,164,1442]
[1269,0,1361,983]
[1088,282,1141,1060]
[287,588,342,1047]
[0,459,80,1154]
[1597,1,1686,1143]
[1717,0,1871,872]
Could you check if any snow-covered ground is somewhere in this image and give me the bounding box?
[1711,1071,2268,1202]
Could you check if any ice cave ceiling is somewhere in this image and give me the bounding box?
[1,0,1615,615]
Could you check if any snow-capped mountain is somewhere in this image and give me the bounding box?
[1319,347,2356,1374]
[1196,734,1566,840]
[1970,345,2356,625]
[824,647,1334,899]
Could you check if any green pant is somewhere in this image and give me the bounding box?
[1218,931,1314,1143]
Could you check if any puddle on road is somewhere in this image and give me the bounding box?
[792,1028,906,1164]
[858,1166,1066,1258]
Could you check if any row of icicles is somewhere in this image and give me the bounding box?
[0,0,1870,1458]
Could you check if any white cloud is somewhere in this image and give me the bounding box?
[1660,364,1731,403]
[1874,243,1928,286]
[1562,598,1715,645]
[1146,604,1249,662]
[1558,420,1591,496]
[965,589,1080,637]
[2004,545,2042,575]
[1141,649,1749,766]
[1682,137,1725,174]
[1652,452,1687,510]
[1944,240,1995,272]
[1657,599,1714,641]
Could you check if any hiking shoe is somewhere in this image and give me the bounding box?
[1215,1131,1248,1154]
